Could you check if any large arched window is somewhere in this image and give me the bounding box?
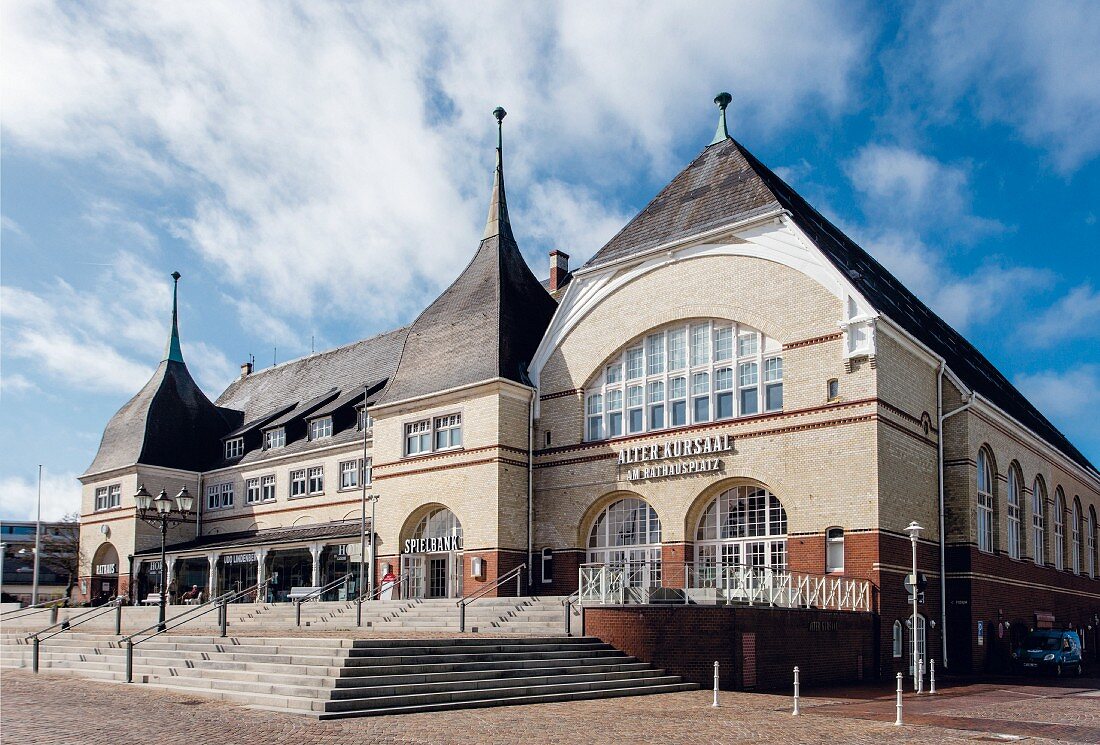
[695,486,788,575]
[402,506,464,599]
[1006,465,1022,560]
[1088,506,1098,579]
[1071,498,1082,575]
[1032,477,1046,566]
[976,449,994,553]
[1053,488,1066,571]
[585,319,783,441]
[587,497,662,586]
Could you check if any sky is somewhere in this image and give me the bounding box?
[2,1,1099,521]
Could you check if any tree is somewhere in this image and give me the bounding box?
[37,513,82,603]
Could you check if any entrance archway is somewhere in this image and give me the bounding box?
[400,506,463,598]
[586,497,662,588]
[90,543,120,604]
[693,485,788,583]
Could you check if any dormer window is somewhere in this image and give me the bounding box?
[264,427,286,449]
[357,407,373,431]
[225,438,244,459]
[309,416,333,440]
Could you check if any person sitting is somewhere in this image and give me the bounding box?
[181,585,202,605]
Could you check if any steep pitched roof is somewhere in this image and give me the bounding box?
[583,117,1096,475]
[85,275,239,476]
[375,110,556,406]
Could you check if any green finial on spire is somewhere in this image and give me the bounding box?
[483,106,512,240]
[164,271,184,363]
[710,91,732,145]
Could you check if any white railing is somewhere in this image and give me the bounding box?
[580,561,871,613]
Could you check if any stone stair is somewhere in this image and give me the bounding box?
[0,632,696,717]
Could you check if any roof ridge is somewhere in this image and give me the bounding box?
[242,324,411,380]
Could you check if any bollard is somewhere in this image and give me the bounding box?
[564,602,572,637]
[356,595,363,628]
[115,600,123,636]
[894,672,903,726]
[295,600,301,627]
[219,600,228,638]
[49,606,58,625]
[930,659,936,694]
[792,666,800,716]
[32,636,40,673]
[126,640,134,683]
[459,603,466,633]
[712,661,719,708]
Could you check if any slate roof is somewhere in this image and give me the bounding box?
[374,128,557,406]
[135,521,368,555]
[583,135,1096,475]
[215,326,408,422]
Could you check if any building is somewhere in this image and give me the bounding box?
[77,97,1099,677]
[1,520,80,604]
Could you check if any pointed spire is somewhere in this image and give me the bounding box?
[482,106,513,241]
[710,91,732,145]
[164,271,184,363]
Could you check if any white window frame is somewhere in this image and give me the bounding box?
[1071,499,1081,575]
[307,466,324,495]
[1054,489,1065,570]
[108,484,121,509]
[309,416,333,440]
[1006,467,1022,560]
[433,413,462,451]
[584,319,782,441]
[892,620,903,658]
[976,450,994,554]
[289,469,307,498]
[405,419,432,456]
[826,527,845,573]
[357,407,373,431]
[206,482,233,511]
[1088,508,1097,579]
[245,477,261,504]
[587,497,663,588]
[1032,478,1046,566]
[225,438,244,459]
[405,414,462,456]
[264,427,286,450]
[260,475,276,502]
[694,486,788,576]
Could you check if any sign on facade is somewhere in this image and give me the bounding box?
[404,535,462,554]
[94,563,117,575]
[619,434,733,482]
[977,621,984,646]
[223,552,257,565]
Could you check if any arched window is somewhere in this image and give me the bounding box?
[826,527,845,573]
[1006,466,1022,560]
[1071,498,1082,575]
[1088,506,1097,579]
[1053,488,1066,571]
[892,620,903,658]
[976,450,994,553]
[587,497,662,587]
[402,507,464,599]
[584,319,783,441]
[695,486,788,577]
[1032,477,1046,566]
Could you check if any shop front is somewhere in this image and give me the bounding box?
[90,543,120,605]
[400,507,463,599]
[218,552,258,599]
[136,558,163,603]
[173,557,210,601]
[266,548,313,602]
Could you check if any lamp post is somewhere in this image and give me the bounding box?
[32,465,42,605]
[356,493,379,627]
[134,484,194,631]
[905,520,923,692]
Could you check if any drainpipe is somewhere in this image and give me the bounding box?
[527,388,535,592]
[195,471,204,539]
[937,361,973,671]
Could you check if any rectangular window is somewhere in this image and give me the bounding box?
[405,419,432,455]
[692,372,710,423]
[715,367,734,420]
[646,333,665,375]
[714,326,733,362]
[433,413,462,450]
[221,483,233,508]
[647,381,665,430]
[225,438,244,459]
[739,362,759,415]
[605,363,622,384]
[340,460,359,489]
[586,394,604,441]
[108,485,121,509]
[627,385,644,433]
[691,323,710,366]
[977,494,994,553]
[307,466,324,495]
[95,487,109,511]
[206,483,233,510]
[309,416,333,440]
[264,428,285,449]
[669,376,687,426]
[261,475,276,502]
[625,347,644,379]
[363,457,372,486]
[245,478,261,504]
[668,329,686,370]
[607,388,623,437]
[289,470,307,498]
[737,332,758,358]
[357,407,371,431]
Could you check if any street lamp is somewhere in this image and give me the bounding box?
[356,493,380,627]
[134,484,193,631]
[905,520,923,692]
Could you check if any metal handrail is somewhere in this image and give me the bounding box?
[121,578,271,682]
[561,589,582,637]
[456,563,526,632]
[293,573,353,627]
[361,572,411,601]
[2,597,70,621]
[25,597,126,673]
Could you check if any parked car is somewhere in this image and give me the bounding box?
[1012,630,1083,676]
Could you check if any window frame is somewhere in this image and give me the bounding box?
[307,466,325,496]
[264,427,286,450]
[205,482,234,511]
[308,416,333,441]
[94,485,121,512]
[404,413,463,457]
[225,438,244,459]
[289,469,307,499]
[1053,489,1066,571]
[1006,466,1022,560]
[976,450,994,554]
[826,527,845,573]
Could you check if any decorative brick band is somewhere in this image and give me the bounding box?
[376,455,528,480]
[539,388,581,402]
[374,443,527,471]
[782,331,844,350]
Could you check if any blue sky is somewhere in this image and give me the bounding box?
[2,1,1098,520]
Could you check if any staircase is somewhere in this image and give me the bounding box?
[0,631,696,717]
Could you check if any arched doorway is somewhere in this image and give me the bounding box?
[401,506,463,598]
[586,497,662,588]
[90,543,120,605]
[694,485,788,587]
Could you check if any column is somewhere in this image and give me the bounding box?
[165,556,177,601]
[255,548,269,603]
[207,553,218,599]
[310,543,323,588]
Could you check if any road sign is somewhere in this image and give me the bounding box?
[903,572,928,593]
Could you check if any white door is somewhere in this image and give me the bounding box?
[401,555,425,599]
[908,614,927,676]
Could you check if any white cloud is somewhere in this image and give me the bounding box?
[0,469,82,522]
[0,373,39,397]
[1,215,26,237]
[894,1,1100,173]
[1,0,873,330]
[1015,365,1100,451]
[1026,284,1100,347]
[520,181,633,271]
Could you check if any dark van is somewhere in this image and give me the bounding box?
[1013,630,1084,676]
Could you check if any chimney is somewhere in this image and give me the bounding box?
[240,361,253,379]
[549,250,570,292]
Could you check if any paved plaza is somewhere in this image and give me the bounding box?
[2,669,1097,744]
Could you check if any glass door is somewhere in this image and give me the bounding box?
[402,555,425,599]
[428,557,447,598]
